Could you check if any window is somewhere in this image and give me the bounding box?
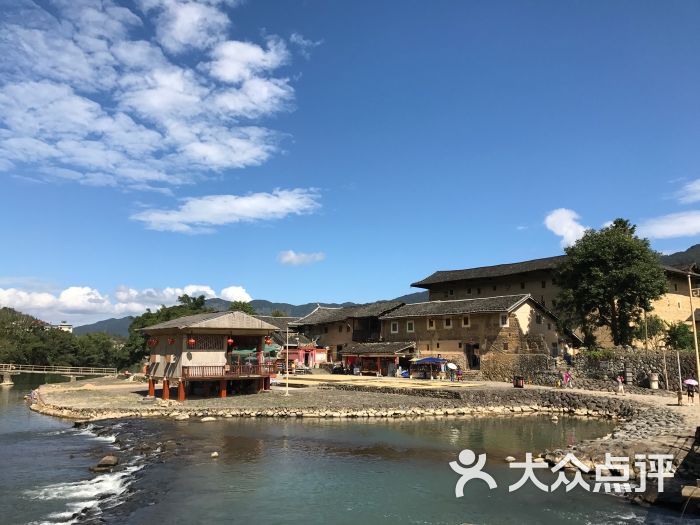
[462,315,470,327]
[390,322,399,334]
[427,319,435,330]
[500,314,509,327]
[458,342,462,348]
[492,285,497,291]
[338,325,343,333]
[503,342,509,351]
[477,287,481,295]
[467,287,472,295]
[436,342,440,349]
[426,344,430,351]
[444,318,452,329]
[520,282,525,289]
[535,313,543,324]
[407,320,414,333]
[541,280,546,288]
[449,289,454,296]
[675,283,678,291]
[547,322,552,330]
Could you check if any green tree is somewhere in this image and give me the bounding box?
[632,314,667,349]
[228,301,256,315]
[666,321,696,351]
[555,219,667,347]
[270,309,288,317]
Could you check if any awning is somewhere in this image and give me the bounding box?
[411,357,447,365]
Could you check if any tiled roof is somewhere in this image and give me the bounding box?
[380,295,530,319]
[412,256,700,288]
[411,256,566,288]
[254,316,300,331]
[342,341,415,356]
[141,311,278,332]
[269,331,313,347]
[291,301,404,326]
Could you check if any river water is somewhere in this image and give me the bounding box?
[0,374,695,524]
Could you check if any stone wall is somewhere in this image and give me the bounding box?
[572,348,697,390]
[481,352,552,382]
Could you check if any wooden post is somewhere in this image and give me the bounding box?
[162,379,170,400]
[688,274,700,382]
[376,356,381,376]
[178,381,186,401]
[219,380,227,398]
[148,379,155,397]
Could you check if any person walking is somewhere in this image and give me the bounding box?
[688,384,695,406]
[616,375,625,395]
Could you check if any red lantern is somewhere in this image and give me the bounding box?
[167,338,175,345]
[264,336,272,345]
[227,337,234,346]
[147,337,159,348]
[187,337,196,347]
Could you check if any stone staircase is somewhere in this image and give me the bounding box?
[461,370,482,381]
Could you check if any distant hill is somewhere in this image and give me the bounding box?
[73,317,133,337]
[73,291,430,337]
[661,244,700,268]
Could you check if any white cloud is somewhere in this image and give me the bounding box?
[139,0,234,54]
[544,208,588,247]
[0,1,302,193]
[638,211,700,239]
[220,286,252,302]
[206,38,289,83]
[0,282,251,325]
[131,188,321,233]
[678,179,700,204]
[278,250,326,266]
[289,32,322,59]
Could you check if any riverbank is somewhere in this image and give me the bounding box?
[29,375,700,514]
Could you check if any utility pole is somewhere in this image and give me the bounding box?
[688,274,700,383]
[284,324,290,396]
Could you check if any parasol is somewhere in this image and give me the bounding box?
[684,379,699,386]
[447,363,458,370]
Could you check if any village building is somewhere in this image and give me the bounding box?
[341,341,415,376]
[253,315,326,369]
[379,294,578,369]
[411,256,700,346]
[290,301,406,363]
[143,311,278,401]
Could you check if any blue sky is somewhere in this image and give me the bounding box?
[1,0,700,324]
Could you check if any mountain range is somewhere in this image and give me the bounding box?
[73,291,429,337]
[73,245,700,338]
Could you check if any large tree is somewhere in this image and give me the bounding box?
[228,301,256,315]
[555,219,667,347]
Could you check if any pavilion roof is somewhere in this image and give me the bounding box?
[141,311,277,333]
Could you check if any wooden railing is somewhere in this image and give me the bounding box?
[0,363,117,376]
[182,364,275,379]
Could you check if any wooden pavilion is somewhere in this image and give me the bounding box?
[142,311,278,401]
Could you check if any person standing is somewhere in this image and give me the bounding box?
[688,384,695,406]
